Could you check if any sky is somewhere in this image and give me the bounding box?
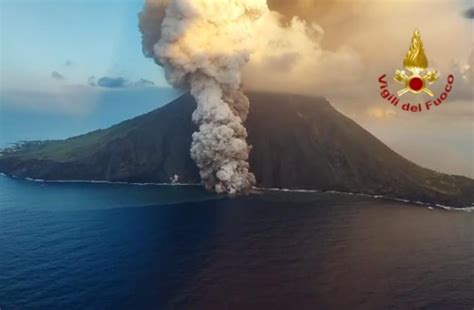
[0,0,180,144]
[0,0,168,90]
[0,0,473,177]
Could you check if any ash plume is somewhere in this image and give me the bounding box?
[138,0,168,61]
[138,0,473,194]
[139,0,268,194]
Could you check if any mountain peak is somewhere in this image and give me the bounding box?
[1,92,472,207]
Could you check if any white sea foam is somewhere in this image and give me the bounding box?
[47,180,201,187]
[2,174,200,187]
[393,198,411,203]
[257,187,474,212]
[262,187,320,194]
[25,177,45,182]
[412,201,430,206]
[435,204,474,212]
[3,173,473,212]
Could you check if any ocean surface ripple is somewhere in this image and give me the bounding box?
[1,176,473,309]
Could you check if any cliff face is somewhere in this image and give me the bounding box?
[1,92,472,207]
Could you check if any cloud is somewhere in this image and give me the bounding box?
[87,76,155,89]
[97,76,129,88]
[464,7,474,19]
[133,78,155,88]
[64,60,73,67]
[241,11,365,100]
[242,1,473,112]
[51,71,65,81]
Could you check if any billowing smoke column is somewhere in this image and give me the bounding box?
[139,0,268,194]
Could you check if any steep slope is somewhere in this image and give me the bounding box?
[0,94,200,183]
[1,92,472,207]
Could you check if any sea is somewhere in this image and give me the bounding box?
[0,175,473,310]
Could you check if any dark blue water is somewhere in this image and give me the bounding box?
[1,176,473,309]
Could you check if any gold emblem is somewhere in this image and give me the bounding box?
[394,29,439,97]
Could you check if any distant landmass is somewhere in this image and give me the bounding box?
[0,92,472,208]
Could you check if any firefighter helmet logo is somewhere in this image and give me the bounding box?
[394,29,439,97]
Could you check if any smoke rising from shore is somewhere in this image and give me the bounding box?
[138,0,333,193]
[140,0,268,193]
[139,0,474,187]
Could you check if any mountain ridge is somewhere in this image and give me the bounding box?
[0,92,472,207]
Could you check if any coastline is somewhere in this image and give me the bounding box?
[260,187,474,213]
[2,173,472,212]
